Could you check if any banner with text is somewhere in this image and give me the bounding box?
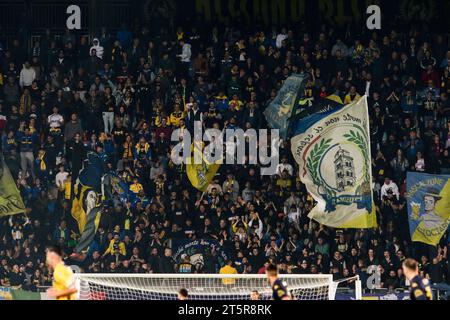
[406,172,450,246]
[291,96,376,228]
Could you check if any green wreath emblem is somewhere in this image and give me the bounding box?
[306,138,332,187]
[343,129,370,182]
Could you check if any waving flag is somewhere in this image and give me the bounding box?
[326,94,344,105]
[186,142,220,192]
[105,172,131,203]
[291,96,376,228]
[290,95,344,126]
[406,172,450,245]
[263,73,307,140]
[0,156,25,217]
[71,152,104,255]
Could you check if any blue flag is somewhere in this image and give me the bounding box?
[263,73,306,140]
[108,172,132,203]
[406,172,450,245]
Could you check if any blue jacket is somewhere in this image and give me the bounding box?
[16,132,37,152]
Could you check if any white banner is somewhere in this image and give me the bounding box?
[291,96,376,228]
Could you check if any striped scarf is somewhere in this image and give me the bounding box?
[38,152,46,171]
[19,95,31,115]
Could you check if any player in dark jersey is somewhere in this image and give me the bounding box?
[402,258,432,300]
[266,264,292,300]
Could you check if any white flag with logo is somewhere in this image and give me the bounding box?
[291,96,376,228]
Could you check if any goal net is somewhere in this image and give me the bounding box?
[74,274,362,300]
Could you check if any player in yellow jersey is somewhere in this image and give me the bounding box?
[46,246,78,300]
[219,260,238,285]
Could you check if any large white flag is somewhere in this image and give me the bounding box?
[291,96,376,228]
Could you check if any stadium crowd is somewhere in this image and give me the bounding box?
[1,19,450,293]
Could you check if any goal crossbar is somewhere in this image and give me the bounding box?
[74,273,361,300]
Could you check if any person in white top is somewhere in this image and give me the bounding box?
[48,107,64,130]
[177,40,192,78]
[364,73,373,96]
[275,28,288,49]
[55,165,69,190]
[19,61,36,88]
[90,38,104,59]
[380,177,400,200]
[415,151,426,172]
[331,38,349,57]
[276,156,294,176]
[248,212,264,239]
[178,40,192,63]
[286,204,300,224]
[206,179,223,194]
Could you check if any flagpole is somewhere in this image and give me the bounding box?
[196,191,206,207]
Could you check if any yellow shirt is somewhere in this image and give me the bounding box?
[130,183,143,194]
[170,111,184,127]
[64,180,71,200]
[53,262,76,300]
[229,99,243,111]
[220,265,238,274]
[344,94,361,104]
[219,265,238,285]
[123,141,134,159]
[104,240,126,256]
[276,178,292,189]
[155,116,170,127]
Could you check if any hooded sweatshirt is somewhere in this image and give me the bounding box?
[180,43,192,63]
[19,65,36,87]
[90,38,104,59]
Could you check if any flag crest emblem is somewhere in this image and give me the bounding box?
[291,96,376,228]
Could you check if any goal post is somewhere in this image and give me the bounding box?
[73,273,362,300]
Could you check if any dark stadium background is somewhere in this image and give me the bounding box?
[0,0,449,45]
[0,0,450,301]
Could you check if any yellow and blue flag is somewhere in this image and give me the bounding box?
[71,152,104,254]
[288,95,343,137]
[263,73,307,140]
[0,156,25,217]
[406,172,450,246]
[186,142,220,192]
[326,94,344,105]
[106,172,132,203]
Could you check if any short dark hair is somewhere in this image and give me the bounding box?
[266,263,278,276]
[47,245,62,257]
[178,288,188,298]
